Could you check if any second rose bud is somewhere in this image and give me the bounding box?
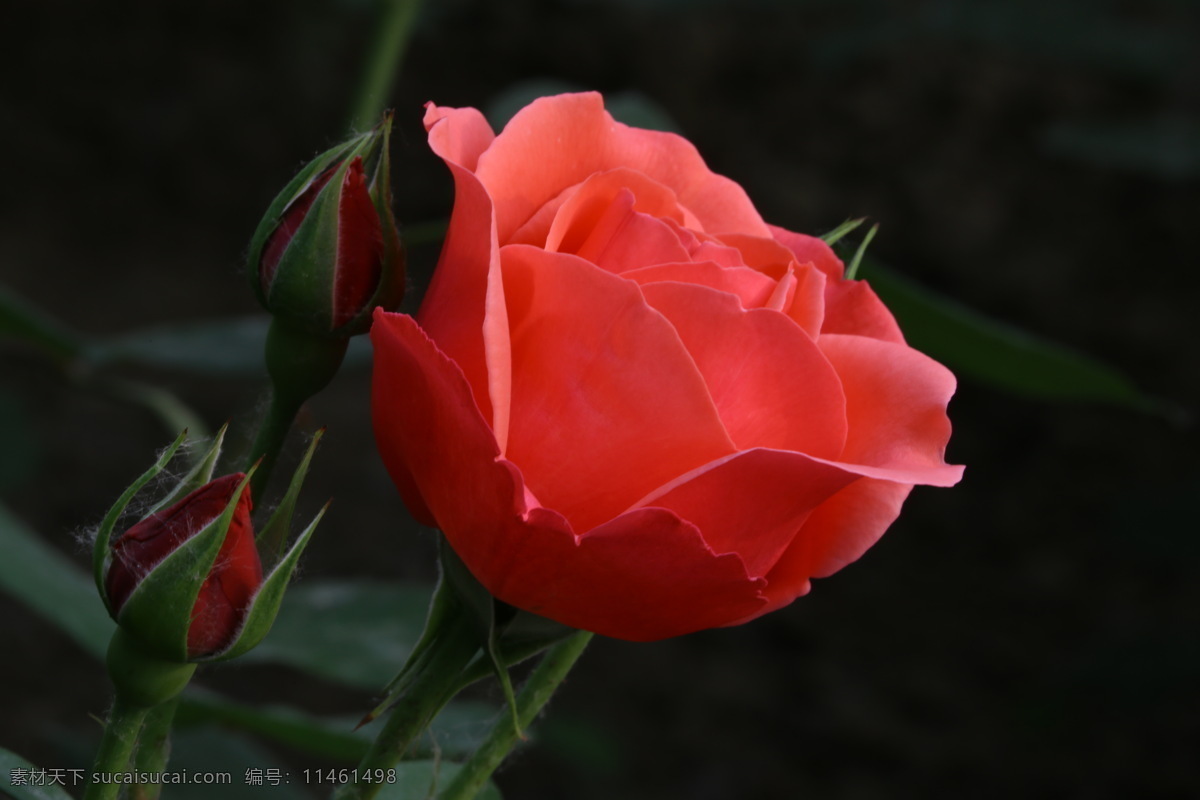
[248,114,405,338]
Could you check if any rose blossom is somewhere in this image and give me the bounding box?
[371,92,963,640]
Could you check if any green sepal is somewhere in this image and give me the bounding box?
[114,470,256,662]
[246,135,371,306]
[844,222,879,281]
[256,428,325,562]
[439,538,523,740]
[210,500,328,662]
[264,163,347,332]
[93,429,189,611]
[146,423,228,515]
[820,217,867,246]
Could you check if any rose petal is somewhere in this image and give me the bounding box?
[641,281,848,459]
[423,103,495,172]
[784,262,827,338]
[421,109,513,444]
[769,225,845,281]
[370,310,765,640]
[822,279,906,344]
[501,244,737,532]
[623,261,780,309]
[547,186,693,273]
[819,334,964,486]
[736,478,914,620]
[633,448,859,578]
[475,92,770,241]
[717,233,801,280]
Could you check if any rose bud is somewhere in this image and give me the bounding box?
[94,428,327,668]
[371,93,964,642]
[247,114,404,338]
[104,473,260,660]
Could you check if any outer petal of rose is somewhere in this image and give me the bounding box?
[422,106,514,444]
[733,478,914,620]
[820,334,964,486]
[423,103,496,171]
[632,448,860,578]
[769,225,845,281]
[641,281,848,460]
[475,93,770,241]
[623,261,779,308]
[501,244,737,533]
[822,279,906,344]
[370,311,765,641]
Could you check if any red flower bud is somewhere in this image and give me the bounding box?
[248,115,404,338]
[105,474,262,659]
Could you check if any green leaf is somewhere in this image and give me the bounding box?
[375,761,502,800]
[0,746,77,800]
[239,580,435,690]
[856,257,1159,411]
[0,502,114,660]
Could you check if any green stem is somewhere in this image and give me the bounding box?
[247,319,347,503]
[84,695,150,800]
[348,0,425,131]
[438,631,593,800]
[332,613,482,800]
[129,697,180,800]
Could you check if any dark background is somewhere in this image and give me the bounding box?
[2,0,1198,798]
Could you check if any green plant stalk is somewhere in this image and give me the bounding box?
[129,697,179,800]
[84,695,150,800]
[247,319,347,505]
[332,612,483,800]
[437,631,593,800]
[349,0,425,131]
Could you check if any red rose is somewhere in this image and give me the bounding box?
[372,93,963,640]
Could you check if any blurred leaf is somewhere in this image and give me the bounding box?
[177,688,371,763]
[86,315,371,376]
[856,258,1158,411]
[0,502,113,660]
[167,727,308,800]
[0,284,85,365]
[487,80,679,133]
[375,761,502,800]
[240,580,434,690]
[0,390,42,494]
[176,689,496,764]
[1042,115,1200,180]
[87,316,270,375]
[0,747,75,800]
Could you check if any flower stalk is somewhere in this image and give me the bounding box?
[439,631,593,800]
